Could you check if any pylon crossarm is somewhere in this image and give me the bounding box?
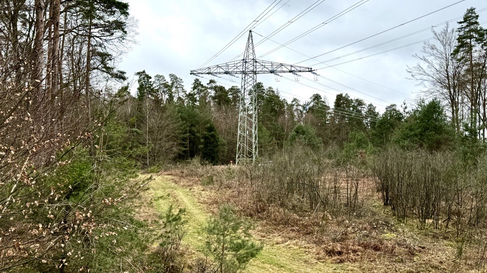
[254,60,314,74]
[190,60,243,75]
[190,60,314,76]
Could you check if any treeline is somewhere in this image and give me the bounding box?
[126,71,458,165]
[127,70,384,166]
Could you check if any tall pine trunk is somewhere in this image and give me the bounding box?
[33,0,45,108]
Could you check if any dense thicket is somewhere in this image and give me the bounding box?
[0,0,149,271]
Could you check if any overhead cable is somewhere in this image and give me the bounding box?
[199,74,382,121]
[317,38,430,69]
[295,0,467,65]
[317,19,487,69]
[258,0,370,58]
[232,0,327,60]
[199,0,283,68]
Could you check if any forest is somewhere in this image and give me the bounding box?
[1,0,487,272]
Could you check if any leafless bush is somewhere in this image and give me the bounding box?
[240,144,364,215]
[373,148,487,232]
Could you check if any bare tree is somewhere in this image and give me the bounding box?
[408,24,464,132]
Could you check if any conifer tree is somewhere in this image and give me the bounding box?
[201,123,220,165]
[453,7,487,139]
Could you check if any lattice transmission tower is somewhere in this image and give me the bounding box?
[190,30,315,164]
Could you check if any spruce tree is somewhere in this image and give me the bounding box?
[201,123,220,165]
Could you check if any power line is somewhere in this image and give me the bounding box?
[310,7,487,67]
[201,74,380,122]
[258,0,370,58]
[250,0,293,31]
[199,0,283,68]
[204,2,467,104]
[295,0,466,65]
[232,0,327,61]
[253,7,487,98]
[317,38,430,69]
[319,18,487,69]
[252,30,411,98]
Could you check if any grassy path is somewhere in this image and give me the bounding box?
[143,173,356,273]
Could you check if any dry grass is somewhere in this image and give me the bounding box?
[160,164,487,272]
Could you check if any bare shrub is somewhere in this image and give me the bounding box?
[373,148,487,232]
[240,144,365,215]
[249,145,328,212]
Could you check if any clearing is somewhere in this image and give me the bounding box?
[136,167,481,272]
[139,173,355,272]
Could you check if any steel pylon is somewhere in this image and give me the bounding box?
[190,31,315,164]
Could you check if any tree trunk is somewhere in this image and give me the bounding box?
[58,2,67,132]
[33,0,45,108]
[85,3,93,155]
[9,1,23,86]
[50,0,60,107]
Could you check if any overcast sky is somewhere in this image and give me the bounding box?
[118,0,486,112]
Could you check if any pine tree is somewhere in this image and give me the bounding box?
[452,7,487,139]
[204,205,262,273]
